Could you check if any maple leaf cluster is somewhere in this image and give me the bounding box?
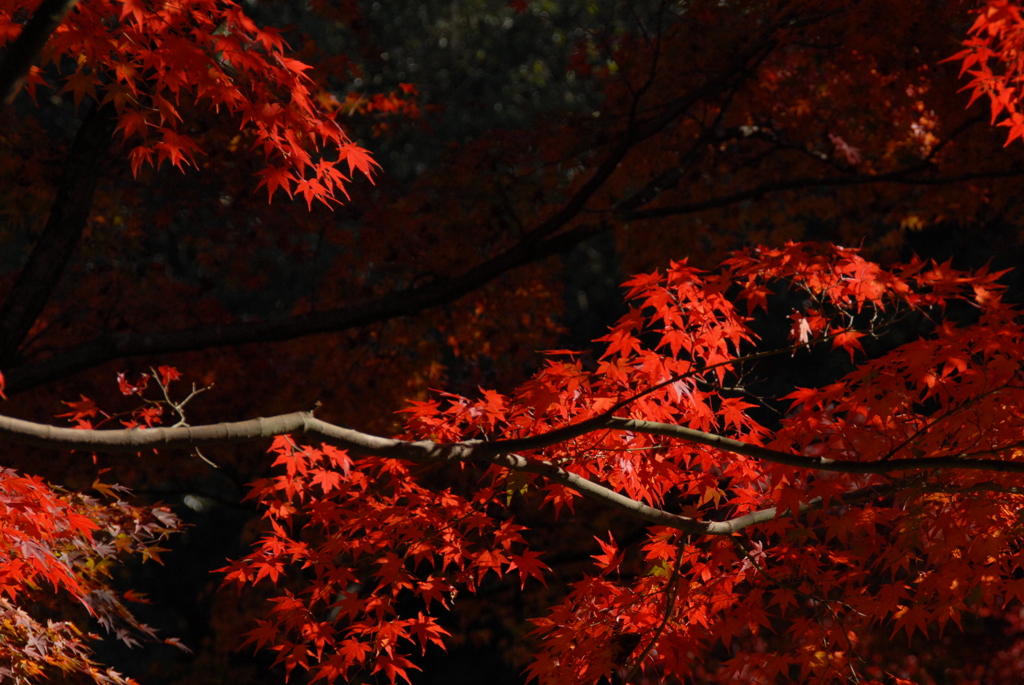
[220,433,549,684]
[0,0,377,205]
[0,469,179,684]
[950,0,1024,147]
[203,242,1024,684]
[0,367,197,684]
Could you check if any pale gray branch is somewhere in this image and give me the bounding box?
[1,410,1021,536]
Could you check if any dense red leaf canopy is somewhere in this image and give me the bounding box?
[215,243,1024,684]
[0,469,178,684]
[952,0,1024,146]
[7,0,1024,683]
[0,0,376,204]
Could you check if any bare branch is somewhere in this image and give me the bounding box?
[3,406,1024,537]
[6,409,1024,477]
[0,410,717,533]
[619,165,1024,222]
[609,417,1024,475]
[0,102,116,366]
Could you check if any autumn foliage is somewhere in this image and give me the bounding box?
[953,0,1024,147]
[9,0,1024,683]
[0,470,178,683]
[198,243,1024,684]
[0,0,376,204]
[6,234,1024,682]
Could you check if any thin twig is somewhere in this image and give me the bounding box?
[622,538,686,683]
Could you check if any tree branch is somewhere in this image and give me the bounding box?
[14,142,1018,401]
[608,417,1024,475]
[1,409,1023,537]
[0,32,772,393]
[0,101,116,366]
[1,222,607,393]
[13,159,1022,396]
[618,165,1024,221]
[0,410,717,533]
